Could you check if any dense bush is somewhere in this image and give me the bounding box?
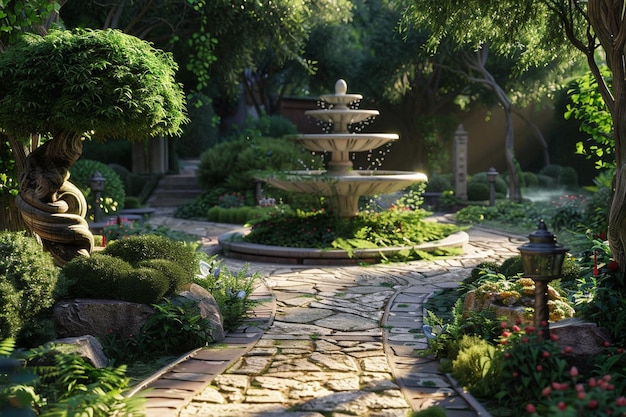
[196,115,323,203]
[425,173,453,192]
[138,259,190,293]
[467,181,490,201]
[121,267,170,304]
[103,234,197,276]
[61,253,135,299]
[0,232,59,341]
[522,171,539,188]
[539,164,579,189]
[70,159,126,220]
[62,235,196,304]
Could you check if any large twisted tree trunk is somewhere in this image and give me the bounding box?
[586,0,626,270]
[15,132,93,265]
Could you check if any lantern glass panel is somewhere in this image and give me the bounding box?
[520,252,565,279]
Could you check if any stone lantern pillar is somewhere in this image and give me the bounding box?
[453,124,468,201]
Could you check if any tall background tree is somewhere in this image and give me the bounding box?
[405,0,626,270]
[403,0,580,200]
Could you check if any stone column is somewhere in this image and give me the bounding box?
[132,137,169,174]
[453,125,468,201]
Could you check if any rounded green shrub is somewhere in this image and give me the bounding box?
[559,166,579,188]
[61,253,134,299]
[70,159,126,220]
[467,181,490,201]
[0,231,59,340]
[425,173,453,192]
[120,267,170,304]
[522,172,539,188]
[451,335,497,397]
[197,131,323,199]
[561,257,581,282]
[500,255,524,277]
[138,259,191,294]
[537,174,556,188]
[103,234,197,276]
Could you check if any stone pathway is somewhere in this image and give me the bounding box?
[135,211,526,416]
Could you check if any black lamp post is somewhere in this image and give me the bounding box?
[89,171,106,223]
[518,220,569,339]
[487,167,498,206]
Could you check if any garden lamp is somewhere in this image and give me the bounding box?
[89,171,106,223]
[518,220,569,339]
[487,167,498,206]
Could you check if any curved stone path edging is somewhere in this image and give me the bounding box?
[138,213,526,416]
[218,230,470,265]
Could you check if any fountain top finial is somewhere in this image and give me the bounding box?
[335,79,348,95]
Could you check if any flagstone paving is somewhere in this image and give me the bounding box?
[136,210,526,416]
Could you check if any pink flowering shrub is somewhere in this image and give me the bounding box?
[495,321,570,409]
[527,369,626,416]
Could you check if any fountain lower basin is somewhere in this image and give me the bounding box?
[259,170,427,217]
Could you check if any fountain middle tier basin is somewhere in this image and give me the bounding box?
[305,109,379,130]
[259,170,427,217]
[297,133,399,153]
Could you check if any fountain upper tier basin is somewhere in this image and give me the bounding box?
[297,133,399,153]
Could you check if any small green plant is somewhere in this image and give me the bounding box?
[451,335,499,397]
[103,216,140,242]
[193,257,259,332]
[1,339,144,416]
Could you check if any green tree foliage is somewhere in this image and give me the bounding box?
[0,28,187,142]
[403,0,580,200]
[566,66,614,171]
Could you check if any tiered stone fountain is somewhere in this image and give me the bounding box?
[260,79,427,217]
[219,80,468,264]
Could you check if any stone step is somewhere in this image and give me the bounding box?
[146,174,203,207]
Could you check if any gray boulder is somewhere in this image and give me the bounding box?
[47,335,108,368]
[53,299,154,338]
[174,283,225,342]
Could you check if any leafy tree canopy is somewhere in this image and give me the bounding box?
[0,28,187,141]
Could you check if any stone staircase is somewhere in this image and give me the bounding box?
[146,160,203,207]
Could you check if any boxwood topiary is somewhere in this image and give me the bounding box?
[138,259,191,294]
[103,234,197,276]
[119,267,170,304]
[0,231,60,340]
[61,253,134,299]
